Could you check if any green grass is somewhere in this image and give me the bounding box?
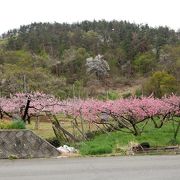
[25,117,180,156]
[26,115,98,139]
[26,121,54,139]
[79,120,180,155]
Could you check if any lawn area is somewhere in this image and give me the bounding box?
[79,120,180,155]
[25,117,180,156]
[26,121,54,139]
[26,115,98,139]
[26,114,75,139]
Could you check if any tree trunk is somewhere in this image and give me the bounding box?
[22,96,31,123]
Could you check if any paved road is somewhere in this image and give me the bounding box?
[0,155,180,180]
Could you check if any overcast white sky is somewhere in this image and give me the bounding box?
[0,0,179,35]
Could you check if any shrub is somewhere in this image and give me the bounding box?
[97,90,119,100]
[143,71,177,97]
[0,120,25,129]
[0,120,9,129]
[122,92,132,99]
[46,137,61,147]
[135,88,143,97]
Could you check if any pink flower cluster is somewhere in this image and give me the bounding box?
[0,93,179,122]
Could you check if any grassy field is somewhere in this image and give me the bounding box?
[25,117,180,156]
[79,120,180,155]
[26,117,97,139]
[26,121,55,139]
[26,114,75,139]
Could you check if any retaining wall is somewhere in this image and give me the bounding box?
[0,130,60,159]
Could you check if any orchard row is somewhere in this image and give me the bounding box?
[0,93,179,136]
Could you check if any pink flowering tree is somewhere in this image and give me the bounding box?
[162,95,180,139]
[0,92,64,122]
[0,92,179,141]
[60,95,180,136]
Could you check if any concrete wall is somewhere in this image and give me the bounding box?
[0,130,60,159]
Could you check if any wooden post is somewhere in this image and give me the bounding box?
[34,116,40,130]
[71,120,76,137]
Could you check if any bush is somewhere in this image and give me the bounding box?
[0,121,8,129]
[97,90,119,100]
[135,88,143,97]
[8,120,26,129]
[143,71,177,97]
[0,120,25,129]
[46,137,61,147]
[122,92,132,99]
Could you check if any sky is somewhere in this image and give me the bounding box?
[0,0,179,35]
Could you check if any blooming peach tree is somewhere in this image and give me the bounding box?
[0,92,179,140]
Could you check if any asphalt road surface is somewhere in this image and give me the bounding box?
[0,155,180,180]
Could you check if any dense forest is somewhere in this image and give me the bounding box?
[0,20,180,98]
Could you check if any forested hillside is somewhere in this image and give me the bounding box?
[0,20,180,98]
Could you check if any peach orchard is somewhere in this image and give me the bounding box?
[0,92,179,142]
